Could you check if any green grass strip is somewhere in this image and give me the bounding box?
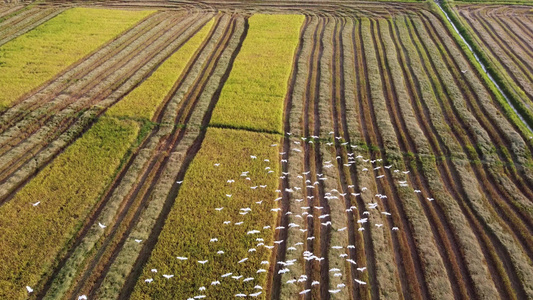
[0,7,155,110]
[107,18,216,121]
[131,127,280,299]
[0,116,139,299]
[209,14,304,133]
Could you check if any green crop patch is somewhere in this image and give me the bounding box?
[209,14,304,133]
[132,128,280,299]
[0,7,154,109]
[0,116,139,299]
[107,18,215,121]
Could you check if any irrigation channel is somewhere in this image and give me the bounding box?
[434,0,533,134]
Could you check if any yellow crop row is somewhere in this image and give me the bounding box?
[209,14,304,133]
[131,128,281,299]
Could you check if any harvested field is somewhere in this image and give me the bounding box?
[1,1,532,300]
[452,4,533,128]
[268,9,533,300]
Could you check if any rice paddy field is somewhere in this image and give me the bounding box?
[0,0,532,300]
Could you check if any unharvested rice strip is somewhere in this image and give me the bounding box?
[415,15,533,233]
[399,15,530,299]
[459,11,533,102]
[392,15,512,300]
[2,13,210,202]
[270,15,310,300]
[0,7,66,47]
[65,15,238,299]
[0,13,213,203]
[0,11,165,127]
[367,17,456,299]
[385,16,493,300]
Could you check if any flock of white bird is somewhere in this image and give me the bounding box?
[25,132,432,299]
[268,132,434,296]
